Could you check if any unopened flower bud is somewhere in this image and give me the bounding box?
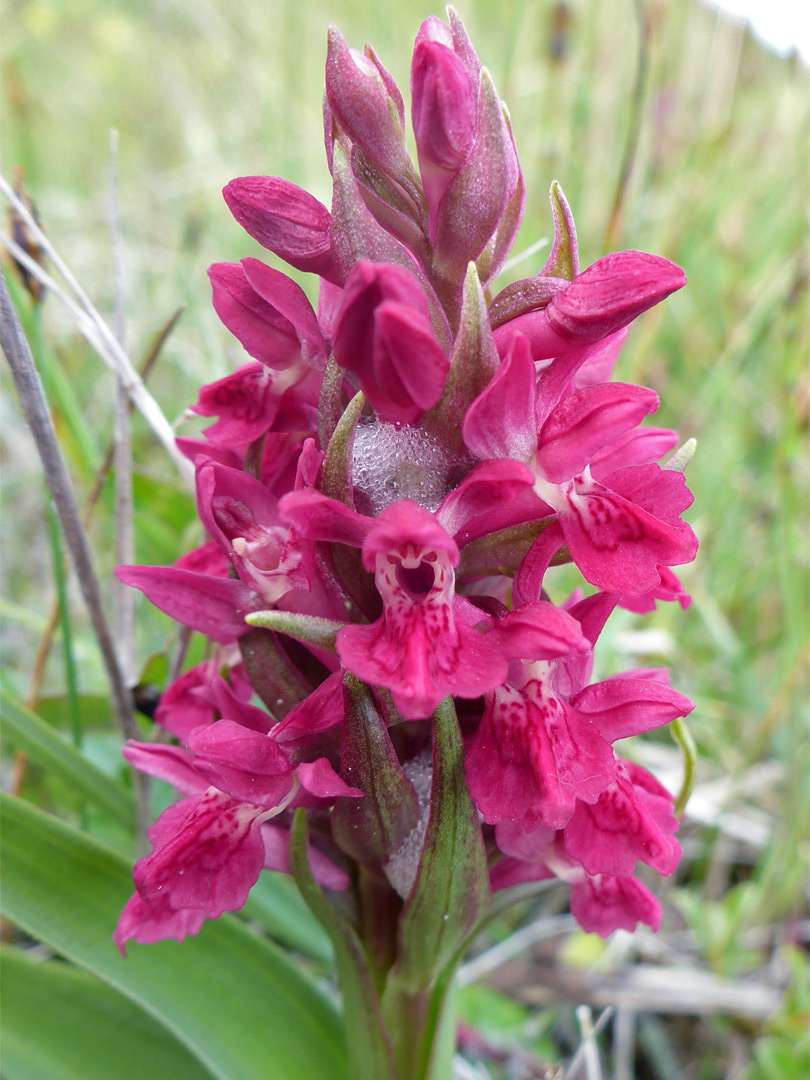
[223,177,337,282]
[209,259,327,371]
[325,26,412,185]
[332,261,449,424]
[411,38,476,243]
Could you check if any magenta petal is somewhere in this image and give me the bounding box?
[190,363,282,447]
[605,462,695,520]
[122,742,207,796]
[207,676,274,734]
[572,677,694,741]
[208,262,301,370]
[562,761,681,878]
[495,252,685,361]
[337,607,505,721]
[436,459,537,544]
[466,691,575,830]
[363,499,458,570]
[297,757,363,799]
[557,472,698,595]
[333,261,448,423]
[589,426,678,481]
[466,680,614,832]
[619,566,692,613]
[154,661,221,742]
[570,874,661,937]
[275,671,346,747]
[411,38,476,241]
[133,790,266,919]
[173,540,230,579]
[512,522,564,607]
[114,892,205,954]
[370,302,449,420]
[490,601,588,661]
[196,459,279,552]
[240,258,327,370]
[536,383,659,484]
[278,489,371,549]
[548,251,685,340]
[462,333,538,462]
[115,565,257,642]
[176,438,243,471]
[186,721,293,808]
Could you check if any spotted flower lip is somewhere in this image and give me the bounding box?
[116,7,697,955]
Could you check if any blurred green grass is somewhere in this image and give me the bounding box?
[2,0,808,1074]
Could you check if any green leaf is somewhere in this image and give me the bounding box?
[0,691,134,826]
[0,947,212,1080]
[289,809,397,1080]
[0,794,349,1080]
[392,697,490,993]
[36,693,113,729]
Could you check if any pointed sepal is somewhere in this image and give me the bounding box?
[422,263,499,453]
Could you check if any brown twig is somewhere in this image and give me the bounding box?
[109,129,137,689]
[0,270,179,852]
[0,173,193,485]
[1,267,133,727]
[10,307,183,799]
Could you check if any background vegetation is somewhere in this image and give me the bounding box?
[2,0,808,1076]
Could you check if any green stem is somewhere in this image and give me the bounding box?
[671,716,697,818]
[383,970,458,1080]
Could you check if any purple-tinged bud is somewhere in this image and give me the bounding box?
[209,259,327,371]
[325,26,413,185]
[432,68,520,290]
[411,39,477,243]
[330,143,452,348]
[332,261,450,424]
[493,251,687,360]
[477,126,526,287]
[222,177,337,283]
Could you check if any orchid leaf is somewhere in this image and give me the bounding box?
[0,794,348,1080]
[0,691,134,826]
[0,947,212,1080]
